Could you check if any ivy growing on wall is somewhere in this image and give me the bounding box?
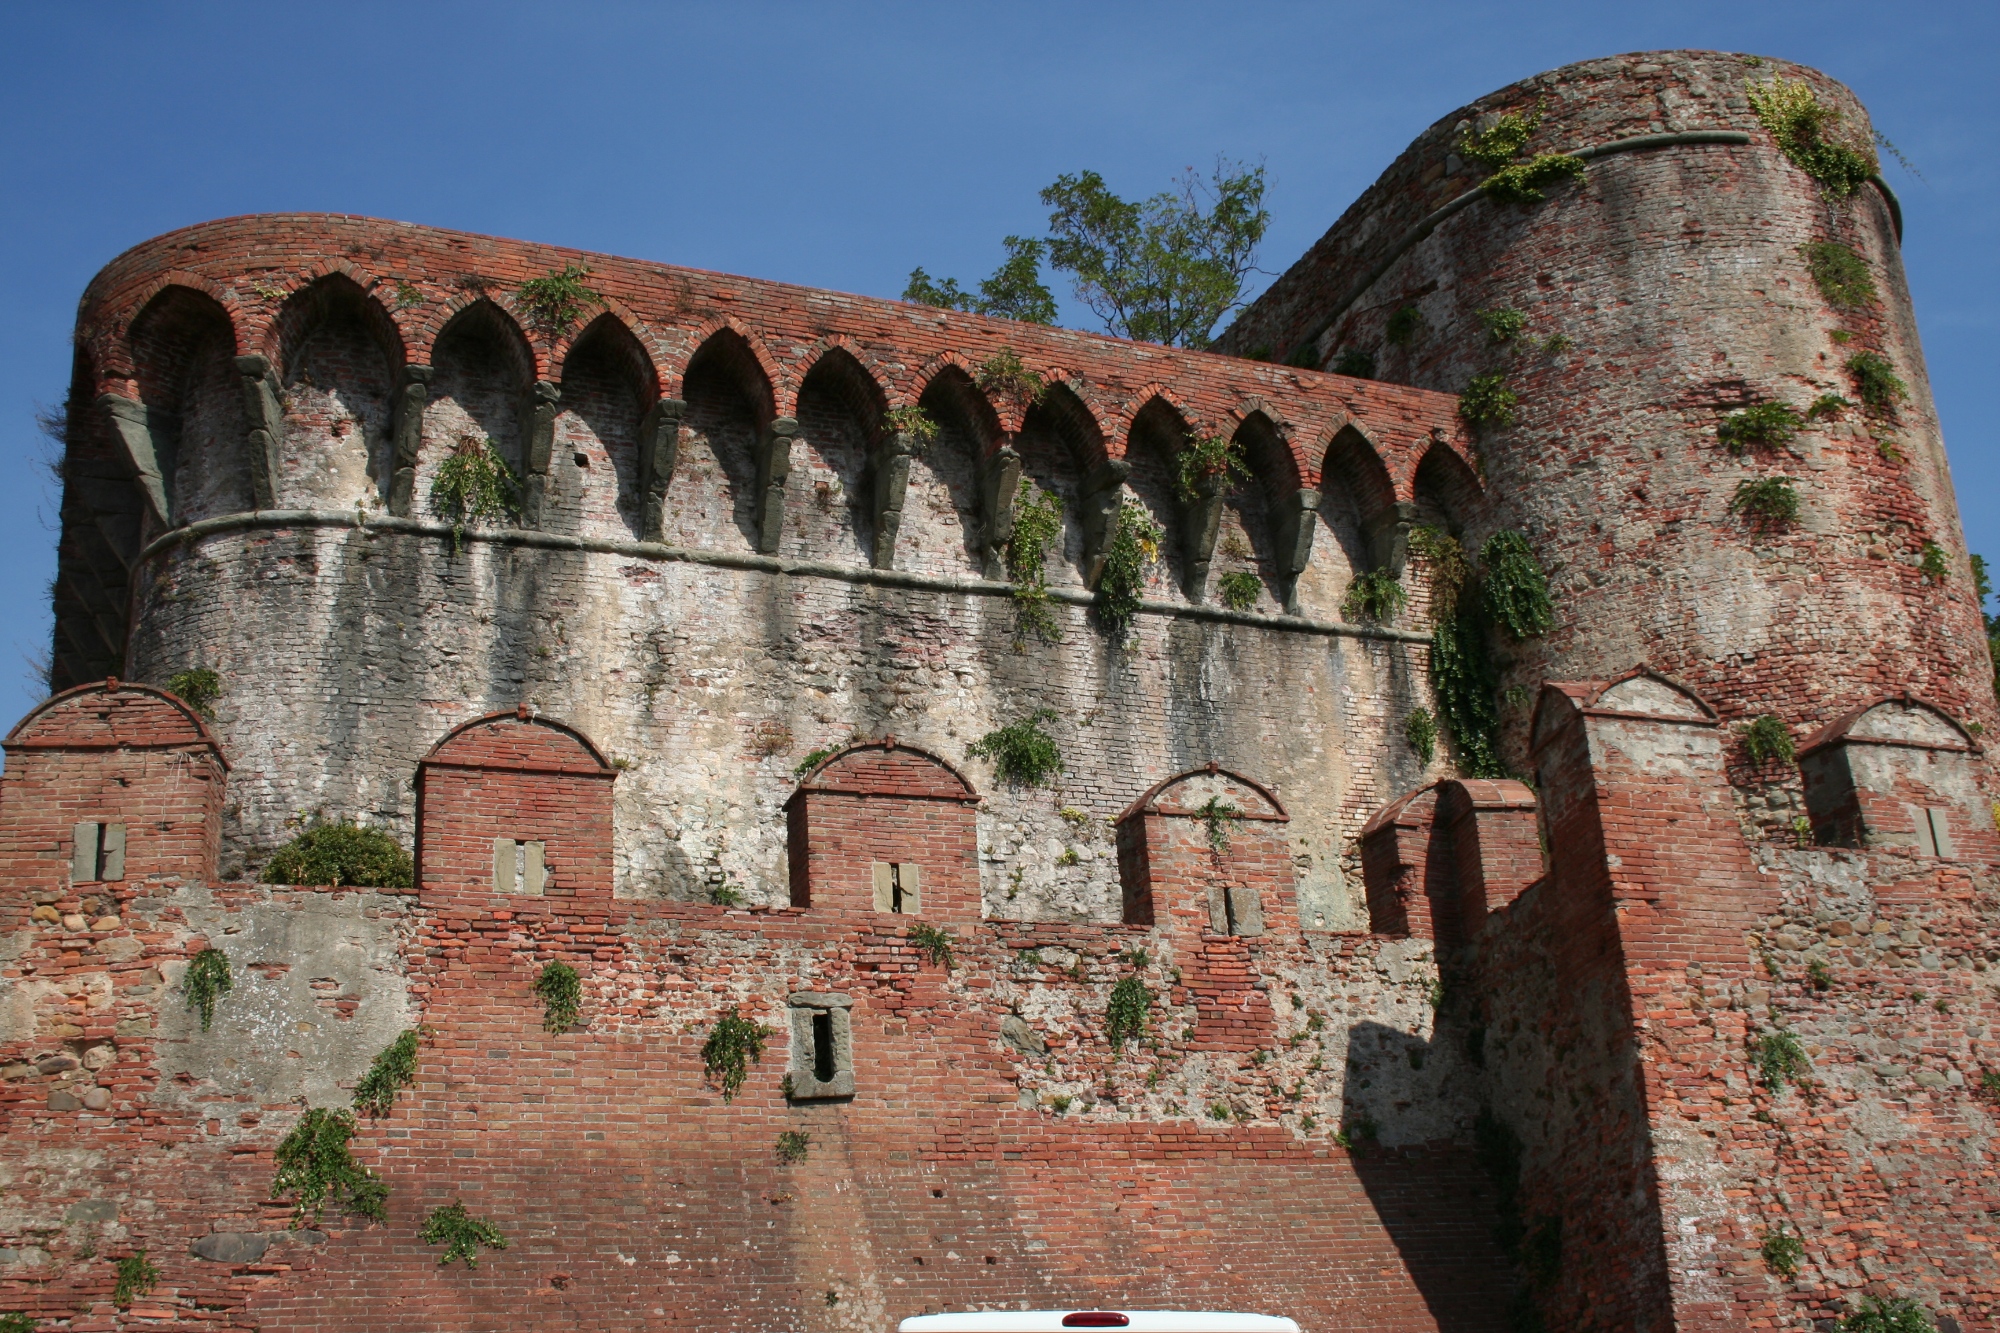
[1919,542,1950,583]
[263,820,413,889]
[1731,477,1801,529]
[1747,79,1877,198]
[1480,531,1554,639]
[1174,434,1246,502]
[1836,1296,1939,1333]
[1096,501,1163,640]
[1006,480,1065,646]
[1384,305,1425,347]
[1847,352,1907,410]
[1330,348,1376,378]
[419,1200,509,1269]
[1744,714,1797,766]
[1457,103,1586,204]
[701,1007,771,1101]
[1342,570,1407,625]
[1194,795,1241,853]
[908,922,957,969]
[270,1107,388,1225]
[1800,241,1876,308]
[1482,154,1587,205]
[352,1030,420,1119]
[181,947,233,1032]
[884,404,938,444]
[1216,570,1261,611]
[1405,708,1437,765]
[968,708,1063,787]
[165,667,222,720]
[112,1252,158,1307]
[1760,1227,1805,1279]
[430,436,521,553]
[775,1130,811,1164]
[533,961,583,1033]
[1105,974,1153,1050]
[1717,402,1802,455]
[1459,374,1517,430]
[1754,1029,1811,1091]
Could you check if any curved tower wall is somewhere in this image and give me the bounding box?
[1224,51,1994,777]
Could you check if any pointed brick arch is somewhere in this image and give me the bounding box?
[785,740,981,915]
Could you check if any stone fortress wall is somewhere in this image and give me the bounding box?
[3,46,1998,1333]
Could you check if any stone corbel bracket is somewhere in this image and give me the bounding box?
[868,430,916,570]
[97,394,174,530]
[1078,459,1133,587]
[1274,488,1321,614]
[636,397,685,542]
[752,416,800,555]
[1180,472,1226,602]
[975,444,1022,579]
[1363,499,1417,577]
[233,354,285,509]
[387,364,432,518]
[520,380,561,528]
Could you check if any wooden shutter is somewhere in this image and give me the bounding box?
[494,837,517,892]
[72,823,100,884]
[99,824,127,882]
[898,863,921,915]
[524,841,546,894]
[1927,809,1955,859]
[872,862,894,912]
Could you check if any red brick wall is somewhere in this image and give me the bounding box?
[784,743,980,916]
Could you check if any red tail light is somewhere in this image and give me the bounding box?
[1062,1316,1130,1328]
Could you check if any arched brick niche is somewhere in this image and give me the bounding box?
[415,707,616,899]
[784,741,979,915]
[1116,765,1292,1052]
[1114,766,1293,933]
[1359,778,1540,944]
[1,679,227,890]
[1800,696,1994,861]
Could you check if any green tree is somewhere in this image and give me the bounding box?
[904,236,1057,325]
[1039,159,1269,348]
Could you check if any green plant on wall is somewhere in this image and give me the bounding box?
[1800,242,1876,308]
[1384,305,1425,347]
[974,348,1046,403]
[1760,1227,1805,1279]
[1919,542,1949,583]
[884,404,939,444]
[1429,611,1505,780]
[1330,348,1376,378]
[1174,434,1246,502]
[1194,795,1241,853]
[166,667,222,720]
[1342,570,1407,625]
[352,1030,420,1119]
[702,1007,771,1101]
[969,708,1063,787]
[1408,525,1471,620]
[1096,501,1163,639]
[1459,374,1517,430]
[263,820,413,888]
[270,1107,388,1225]
[430,436,522,552]
[1731,477,1801,529]
[1747,79,1877,198]
[1717,402,1802,455]
[793,748,833,778]
[776,1130,811,1164]
[908,922,957,969]
[0,1312,37,1333]
[1479,531,1553,640]
[1006,480,1065,645]
[1481,154,1587,205]
[112,1252,158,1307]
[181,947,233,1032]
[419,1200,509,1269]
[1474,307,1526,343]
[1806,393,1851,421]
[1835,1297,1937,1333]
[1459,106,1544,170]
[1105,974,1153,1050]
[534,960,583,1033]
[1405,707,1437,765]
[1744,714,1797,766]
[1846,352,1907,410]
[515,263,601,330]
[1216,570,1261,611]
[1754,1029,1811,1091]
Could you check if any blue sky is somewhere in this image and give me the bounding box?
[2,2,1993,729]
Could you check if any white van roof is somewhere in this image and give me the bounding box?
[900,1313,1301,1333]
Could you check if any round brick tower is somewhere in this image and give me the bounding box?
[1225,51,1993,776]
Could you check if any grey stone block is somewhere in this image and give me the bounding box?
[192,1232,271,1264]
[65,1199,117,1222]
